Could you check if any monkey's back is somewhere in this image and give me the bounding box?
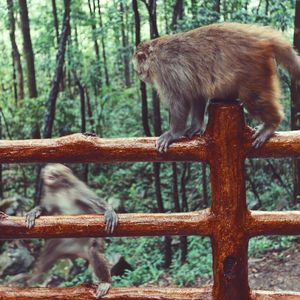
[151,23,286,99]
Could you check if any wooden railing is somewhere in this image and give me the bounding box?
[0,100,300,300]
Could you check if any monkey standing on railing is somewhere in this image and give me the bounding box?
[133,22,300,152]
[25,163,118,299]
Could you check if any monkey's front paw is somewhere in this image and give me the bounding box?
[95,282,111,299]
[104,209,118,234]
[156,131,176,153]
[0,211,8,220]
[25,209,41,229]
[184,125,202,139]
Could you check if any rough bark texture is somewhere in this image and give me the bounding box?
[0,286,300,300]
[43,0,70,138]
[291,0,300,204]
[52,0,59,45]
[0,211,212,239]
[18,0,37,98]
[171,0,183,31]
[0,134,207,163]
[120,1,131,87]
[97,0,110,86]
[207,101,250,300]
[7,0,24,103]
[132,0,151,137]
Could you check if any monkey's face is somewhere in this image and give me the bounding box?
[42,164,73,189]
[133,43,153,83]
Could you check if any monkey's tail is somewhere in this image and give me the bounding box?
[249,25,300,80]
[272,40,300,81]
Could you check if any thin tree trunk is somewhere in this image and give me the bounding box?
[265,0,269,16]
[291,0,300,204]
[97,0,110,86]
[88,0,102,95]
[11,50,18,104]
[52,0,60,45]
[19,0,37,98]
[120,1,131,87]
[202,162,208,207]
[7,0,24,103]
[172,163,187,263]
[35,0,71,205]
[132,0,151,136]
[86,89,94,131]
[142,0,171,268]
[181,163,189,212]
[43,0,71,138]
[74,71,88,183]
[171,0,183,31]
[214,0,221,13]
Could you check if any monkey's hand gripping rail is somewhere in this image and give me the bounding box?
[1,101,300,300]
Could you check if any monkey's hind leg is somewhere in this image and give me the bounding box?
[28,239,63,286]
[88,239,112,299]
[241,80,284,148]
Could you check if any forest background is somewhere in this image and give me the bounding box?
[0,0,299,290]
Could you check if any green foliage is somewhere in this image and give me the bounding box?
[0,0,298,289]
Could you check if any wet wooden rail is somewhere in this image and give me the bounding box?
[0,100,300,300]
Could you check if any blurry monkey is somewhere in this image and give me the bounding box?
[25,164,118,298]
[133,22,300,152]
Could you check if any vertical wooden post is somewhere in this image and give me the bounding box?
[206,100,250,300]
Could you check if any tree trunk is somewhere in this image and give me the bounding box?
[43,0,71,139]
[120,1,131,87]
[52,0,60,45]
[291,0,300,204]
[171,0,183,31]
[88,0,102,96]
[7,0,24,103]
[181,163,189,212]
[19,0,37,98]
[132,0,151,136]
[97,0,110,86]
[172,163,187,263]
[214,0,221,13]
[35,0,71,205]
[85,89,95,131]
[74,72,89,183]
[142,0,172,268]
[202,162,208,207]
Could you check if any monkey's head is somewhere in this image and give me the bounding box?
[42,164,74,189]
[133,41,156,83]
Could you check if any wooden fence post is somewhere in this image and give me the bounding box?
[206,100,250,300]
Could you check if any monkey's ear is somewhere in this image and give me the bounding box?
[136,51,147,62]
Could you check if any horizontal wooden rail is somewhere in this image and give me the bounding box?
[246,130,300,158]
[0,130,300,165]
[0,210,212,239]
[247,211,300,236]
[0,133,207,163]
[1,285,300,300]
[1,209,300,239]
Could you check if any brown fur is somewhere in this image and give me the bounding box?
[133,22,300,151]
[25,164,118,299]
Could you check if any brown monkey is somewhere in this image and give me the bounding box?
[133,22,300,152]
[25,164,118,299]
